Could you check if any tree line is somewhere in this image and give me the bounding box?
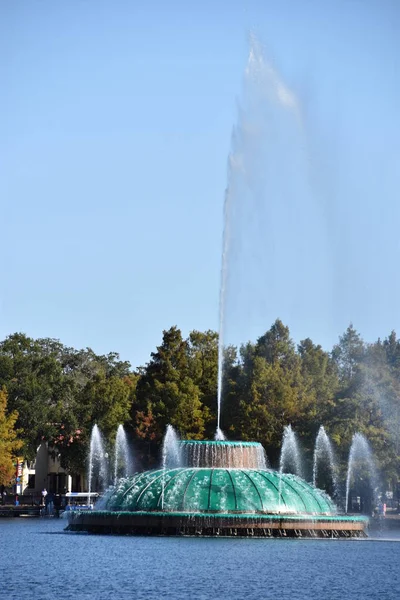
[0,321,399,490]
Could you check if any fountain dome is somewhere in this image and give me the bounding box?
[106,466,335,515]
[67,440,368,537]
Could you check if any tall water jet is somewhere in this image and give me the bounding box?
[280,424,303,478]
[216,33,307,434]
[88,424,108,498]
[345,432,379,514]
[313,425,338,498]
[114,424,132,484]
[217,155,235,437]
[161,425,181,509]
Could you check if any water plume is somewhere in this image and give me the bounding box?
[345,432,379,514]
[114,424,132,484]
[162,424,182,469]
[279,424,303,478]
[217,33,304,431]
[161,425,181,509]
[312,425,338,499]
[88,424,108,498]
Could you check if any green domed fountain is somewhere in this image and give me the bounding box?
[67,440,368,537]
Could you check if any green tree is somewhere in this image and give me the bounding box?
[133,327,205,449]
[329,325,366,449]
[383,330,400,373]
[226,321,311,465]
[256,319,298,369]
[0,333,134,470]
[0,334,66,457]
[187,330,218,437]
[298,338,339,434]
[332,324,365,384]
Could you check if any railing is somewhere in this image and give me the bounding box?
[1,493,42,506]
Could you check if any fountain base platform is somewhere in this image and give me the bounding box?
[66,510,368,538]
[70,441,369,538]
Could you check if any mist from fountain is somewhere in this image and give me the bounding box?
[88,424,108,498]
[345,432,379,514]
[114,424,132,484]
[313,425,338,498]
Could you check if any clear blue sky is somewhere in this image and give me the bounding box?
[1,1,399,368]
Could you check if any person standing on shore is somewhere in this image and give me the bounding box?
[46,491,54,515]
[41,488,47,510]
[54,494,61,518]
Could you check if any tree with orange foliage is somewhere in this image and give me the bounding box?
[0,387,23,485]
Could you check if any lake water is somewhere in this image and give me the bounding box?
[1,518,399,599]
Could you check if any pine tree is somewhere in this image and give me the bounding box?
[133,327,205,442]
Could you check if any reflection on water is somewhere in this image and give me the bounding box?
[1,519,399,600]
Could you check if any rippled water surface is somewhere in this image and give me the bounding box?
[1,518,399,599]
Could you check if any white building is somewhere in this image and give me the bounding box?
[18,443,86,495]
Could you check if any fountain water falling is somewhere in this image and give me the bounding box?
[312,425,338,498]
[345,432,379,514]
[88,424,108,499]
[180,440,268,469]
[279,425,303,478]
[114,424,132,484]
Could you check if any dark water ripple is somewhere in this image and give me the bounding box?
[1,518,399,599]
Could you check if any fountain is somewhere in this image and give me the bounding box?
[114,424,132,484]
[313,425,338,499]
[69,433,368,537]
[345,432,379,514]
[88,424,108,497]
[66,37,370,539]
